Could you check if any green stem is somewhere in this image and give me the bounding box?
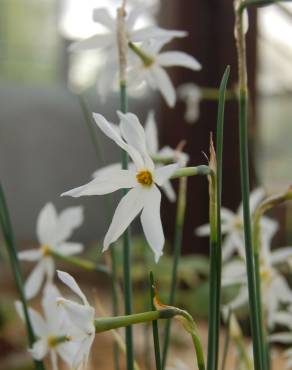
[78,82,120,370]
[171,165,212,179]
[235,6,266,369]
[120,81,134,370]
[161,177,187,369]
[48,249,110,274]
[150,272,162,370]
[0,184,46,370]
[94,308,205,370]
[239,0,292,13]
[207,66,230,370]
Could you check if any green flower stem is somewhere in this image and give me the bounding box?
[161,177,187,370]
[239,0,292,13]
[207,66,230,370]
[0,184,46,370]
[150,272,162,370]
[128,42,154,67]
[120,80,134,370]
[200,87,236,101]
[252,187,292,369]
[171,165,212,179]
[94,308,205,370]
[235,7,265,370]
[78,91,120,370]
[48,249,110,274]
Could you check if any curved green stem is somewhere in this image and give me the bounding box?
[0,184,46,370]
[161,177,187,369]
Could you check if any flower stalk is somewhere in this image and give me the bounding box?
[161,177,188,369]
[150,272,162,370]
[235,3,265,370]
[207,65,230,370]
[0,184,46,370]
[117,3,133,370]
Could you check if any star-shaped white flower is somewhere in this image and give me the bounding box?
[196,188,279,261]
[69,7,187,101]
[222,239,292,328]
[15,284,79,370]
[92,110,189,203]
[128,41,201,107]
[62,112,178,262]
[18,203,84,299]
[57,271,96,370]
[177,83,202,124]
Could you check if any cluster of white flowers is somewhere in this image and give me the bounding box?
[196,187,292,365]
[15,2,202,368]
[69,4,201,106]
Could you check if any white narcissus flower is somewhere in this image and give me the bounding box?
[69,7,186,101]
[177,83,202,124]
[57,270,96,370]
[196,188,279,262]
[129,41,201,107]
[62,112,179,262]
[222,239,292,328]
[18,203,84,299]
[15,284,79,370]
[92,110,189,202]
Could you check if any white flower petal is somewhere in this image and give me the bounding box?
[24,260,46,300]
[145,110,159,154]
[69,34,113,52]
[37,203,58,246]
[57,298,95,334]
[18,249,42,261]
[269,333,292,344]
[92,8,115,31]
[50,350,58,370]
[161,180,176,202]
[57,270,89,305]
[154,164,178,186]
[61,170,137,197]
[131,27,187,43]
[93,113,144,169]
[140,185,164,262]
[57,242,84,256]
[221,208,236,223]
[56,206,84,243]
[30,338,49,360]
[44,257,55,283]
[157,51,202,71]
[195,224,210,237]
[15,301,48,337]
[150,66,176,107]
[117,111,154,170]
[272,247,292,265]
[225,286,249,311]
[103,186,145,251]
[72,335,95,370]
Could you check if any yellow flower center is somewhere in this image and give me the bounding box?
[260,267,272,282]
[47,335,71,348]
[136,170,153,187]
[41,245,51,256]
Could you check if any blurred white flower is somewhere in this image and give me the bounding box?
[166,359,189,370]
[196,188,279,261]
[177,83,202,124]
[92,110,189,202]
[57,270,96,370]
[69,6,186,100]
[18,203,84,299]
[222,239,292,328]
[129,41,201,107]
[62,112,178,262]
[15,284,78,370]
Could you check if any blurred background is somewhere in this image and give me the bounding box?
[1,0,292,369]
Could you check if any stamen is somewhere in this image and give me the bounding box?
[41,245,51,256]
[136,170,153,186]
